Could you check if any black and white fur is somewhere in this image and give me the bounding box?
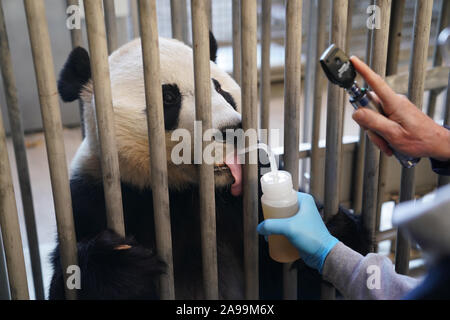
[50,33,365,300]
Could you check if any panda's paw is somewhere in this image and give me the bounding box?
[49,230,166,300]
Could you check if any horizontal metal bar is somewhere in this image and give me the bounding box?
[376,228,397,242]
[272,138,359,160]
[386,66,449,94]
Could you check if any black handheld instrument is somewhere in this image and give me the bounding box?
[319,44,420,169]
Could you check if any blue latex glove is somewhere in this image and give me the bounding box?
[257,192,339,273]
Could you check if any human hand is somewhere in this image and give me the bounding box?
[257,192,339,273]
[350,56,450,162]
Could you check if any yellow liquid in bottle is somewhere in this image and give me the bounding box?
[262,202,300,263]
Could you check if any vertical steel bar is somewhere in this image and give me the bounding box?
[139,0,175,300]
[103,0,119,54]
[361,0,391,254]
[0,104,29,300]
[191,0,219,300]
[438,73,450,186]
[232,0,241,85]
[24,0,78,300]
[324,0,348,221]
[376,0,406,230]
[302,0,315,146]
[206,0,212,30]
[322,0,348,300]
[128,0,140,39]
[66,0,85,138]
[310,0,327,199]
[395,0,434,275]
[84,0,125,237]
[260,0,271,132]
[0,231,11,300]
[426,0,449,118]
[340,0,352,133]
[352,0,374,214]
[283,0,303,300]
[345,0,353,54]
[241,0,259,300]
[0,0,44,300]
[171,0,188,43]
[386,0,406,76]
[66,0,83,49]
[301,0,316,192]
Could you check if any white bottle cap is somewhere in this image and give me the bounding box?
[260,170,293,201]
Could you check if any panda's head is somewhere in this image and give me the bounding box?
[58,33,243,195]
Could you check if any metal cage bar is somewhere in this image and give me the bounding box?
[66,0,86,138]
[84,0,125,237]
[0,0,44,300]
[0,104,29,300]
[361,0,391,254]
[24,0,78,300]
[283,0,303,300]
[376,0,406,232]
[66,0,83,50]
[138,0,175,300]
[310,0,327,199]
[0,231,11,299]
[103,0,119,54]
[352,0,374,215]
[206,0,212,30]
[302,0,317,149]
[260,0,271,133]
[241,0,259,300]
[170,0,188,43]
[322,0,348,300]
[129,0,140,39]
[300,0,316,192]
[191,0,219,300]
[425,0,449,118]
[395,0,434,275]
[232,0,241,85]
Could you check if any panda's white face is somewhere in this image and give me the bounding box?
[76,38,243,192]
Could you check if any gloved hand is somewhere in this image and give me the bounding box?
[257,192,339,273]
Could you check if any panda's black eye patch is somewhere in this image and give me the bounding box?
[212,79,237,110]
[162,84,182,130]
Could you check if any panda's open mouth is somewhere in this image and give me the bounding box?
[214,164,230,172]
[223,151,243,197]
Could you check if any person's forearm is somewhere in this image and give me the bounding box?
[429,126,450,176]
[322,242,420,300]
[429,126,450,162]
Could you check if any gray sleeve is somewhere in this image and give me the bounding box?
[322,242,420,300]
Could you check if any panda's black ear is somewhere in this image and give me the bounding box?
[209,31,218,63]
[58,47,91,102]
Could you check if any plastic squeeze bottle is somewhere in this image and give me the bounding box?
[260,170,300,263]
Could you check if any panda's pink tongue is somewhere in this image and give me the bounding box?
[225,152,242,197]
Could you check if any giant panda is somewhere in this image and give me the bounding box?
[50,33,366,300]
